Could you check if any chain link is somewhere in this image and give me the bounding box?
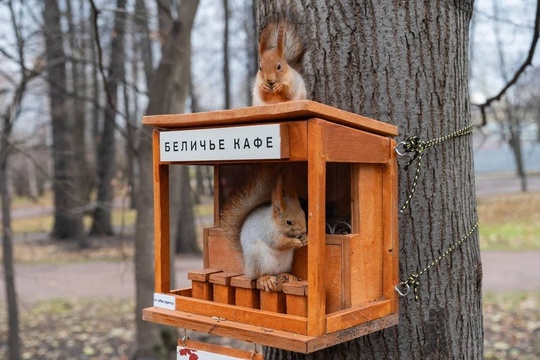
[395,123,475,212]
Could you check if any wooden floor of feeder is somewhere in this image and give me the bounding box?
[143,306,398,354]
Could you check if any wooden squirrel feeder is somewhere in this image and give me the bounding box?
[142,100,399,354]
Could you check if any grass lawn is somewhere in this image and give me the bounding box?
[477,192,540,250]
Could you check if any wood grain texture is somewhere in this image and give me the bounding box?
[306,119,327,336]
[153,130,170,293]
[143,100,397,136]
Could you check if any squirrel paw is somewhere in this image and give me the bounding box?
[257,275,279,292]
[291,234,308,248]
[272,82,284,94]
[277,273,300,282]
[261,82,274,94]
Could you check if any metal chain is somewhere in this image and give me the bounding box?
[395,220,479,302]
[393,123,477,302]
[394,123,475,213]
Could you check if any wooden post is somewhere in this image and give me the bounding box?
[153,129,170,293]
[258,280,286,313]
[209,272,242,305]
[306,119,327,336]
[188,269,222,301]
[382,139,399,312]
[283,281,308,317]
[231,275,260,309]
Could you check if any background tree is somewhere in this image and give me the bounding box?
[259,0,482,358]
[44,0,86,244]
[89,0,127,236]
[0,1,44,358]
[223,0,231,109]
[133,0,200,358]
[66,0,93,206]
[471,0,540,191]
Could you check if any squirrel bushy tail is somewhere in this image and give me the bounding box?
[220,165,279,252]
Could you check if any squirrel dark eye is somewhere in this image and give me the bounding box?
[286,219,293,226]
[277,63,282,71]
[259,66,262,71]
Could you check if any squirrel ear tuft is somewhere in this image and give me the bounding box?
[272,173,287,214]
[276,22,286,57]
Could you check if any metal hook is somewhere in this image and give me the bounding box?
[394,141,408,156]
[181,334,189,347]
[395,282,410,296]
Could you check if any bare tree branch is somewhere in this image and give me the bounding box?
[474,0,540,126]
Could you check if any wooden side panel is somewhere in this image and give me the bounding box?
[325,300,393,334]
[173,295,306,334]
[306,119,327,336]
[382,139,399,313]
[350,164,384,305]
[153,130,170,293]
[324,238,343,314]
[288,121,308,160]
[325,122,390,163]
[206,233,243,273]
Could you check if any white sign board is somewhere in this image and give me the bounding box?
[153,293,176,310]
[160,124,284,162]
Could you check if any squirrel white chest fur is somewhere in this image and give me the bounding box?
[240,205,295,279]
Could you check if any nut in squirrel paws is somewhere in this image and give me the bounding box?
[272,82,284,94]
[261,82,274,94]
[291,233,308,248]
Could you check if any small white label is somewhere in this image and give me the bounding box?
[153,293,176,310]
[160,124,282,162]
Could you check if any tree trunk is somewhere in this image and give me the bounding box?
[223,0,231,109]
[44,0,85,242]
[0,2,43,356]
[175,166,200,255]
[89,0,127,236]
[0,148,20,360]
[508,124,527,192]
[260,1,482,359]
[133,1,200,358]
[66,0,90,248]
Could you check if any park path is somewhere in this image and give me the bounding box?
[1,251,539,306]
[1,173,539,305]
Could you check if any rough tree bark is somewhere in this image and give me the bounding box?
[90,0,127,236]
[133,1,200,358]
[44,0,85,242]
[259,1,482,359]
